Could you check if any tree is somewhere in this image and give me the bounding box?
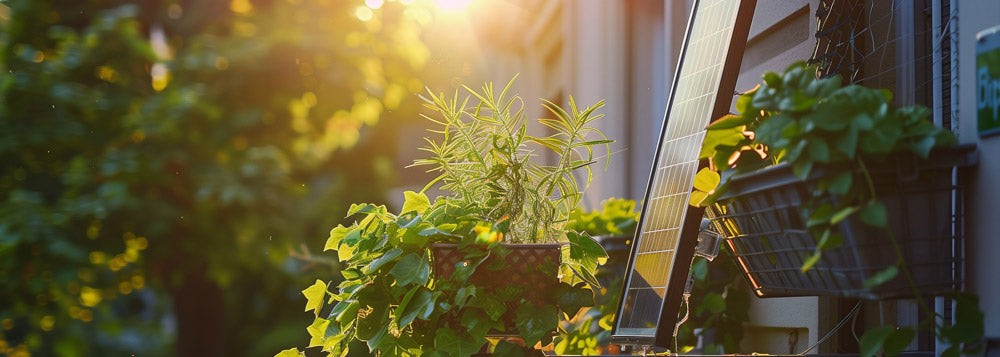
[0,0,432,354]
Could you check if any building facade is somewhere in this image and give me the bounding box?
[454,0,998,354]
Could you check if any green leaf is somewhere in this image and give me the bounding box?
[565,261,602,289]
[860,201,888,227]
[326,225,352,251]
[556,282,595,318]
[366,323,396,352]
[460,309,502,342]
[528,136,565,153]
[884,327,915,355]
[302,279,327,315]
[817,232,843,250]
[469,294,506,321]
[689,190,710,207]
[356,281,392,311]
[342,228,362,247]
[395,211,421,229]
[347,203,377,217]
[707,114,748,130]
[331,301,360,328]
[808,139,830,162]
[701,293,726,314]
[792,159,814,179]
[396,287,437,328]
[941,346,959,357]
[494,340,526,357]
[778,91,817,112]
[864,265,899,288]
[693,168,721,192]
[807,204,834,228]
[273,348,303,357]
[836,125,859,158]
[434,328,484,357]
[911,136,936,158]
[516,303,559,347]
[307,317,331,347]
[762,72,782,89]
[737,86,759,111]
[401,191,431,214]
[859,326,895,357]
[401,226,429,246]
[828,171,853,195]
[941,293,984,344]
[452,253,491,283]
[831,205,859,226]
[454,285,476,307]
[390,253,430,286]
[368,248,403,272]
[808,108,850,131]
[851,112,875,131]
[755,113,793,145]
[567,231,607,262]
[337,242,356,262]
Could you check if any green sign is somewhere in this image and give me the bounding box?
[977,25,1000,137]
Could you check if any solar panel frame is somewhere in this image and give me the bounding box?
[610,0,756,348]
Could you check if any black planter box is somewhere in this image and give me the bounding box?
[707,145,977,299]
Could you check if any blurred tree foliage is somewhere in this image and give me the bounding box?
[0,0,434,355]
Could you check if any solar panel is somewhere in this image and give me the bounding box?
[610,0,756,348]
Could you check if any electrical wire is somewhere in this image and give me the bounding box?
[674,292,691,354]
[797,300,864,355]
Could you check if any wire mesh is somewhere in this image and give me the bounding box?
[808,0,957,132]
[707,153,965,299]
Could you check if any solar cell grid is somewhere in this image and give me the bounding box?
[611,0,755,346]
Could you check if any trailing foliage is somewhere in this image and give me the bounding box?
[695,62,956,272]
[695,62,981,356]
[555,198,639,355]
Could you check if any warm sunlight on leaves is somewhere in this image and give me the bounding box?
[301,280,327,315]
[273,348,303,357]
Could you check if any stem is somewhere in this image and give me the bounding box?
[856,158,936,319]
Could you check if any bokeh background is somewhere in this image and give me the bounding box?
[0,0,488,355]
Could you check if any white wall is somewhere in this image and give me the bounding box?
[733,0,826,354]
[957,0,1000,341]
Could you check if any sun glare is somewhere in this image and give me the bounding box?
[431,0,473,12]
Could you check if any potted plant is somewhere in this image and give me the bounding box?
[276,77,612,357]
[692,62,982,356]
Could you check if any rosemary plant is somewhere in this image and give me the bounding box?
[413,76,612,243]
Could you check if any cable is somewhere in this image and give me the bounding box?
[674,292,691,354]
[797,300,864,355]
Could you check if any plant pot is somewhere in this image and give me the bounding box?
[707,145,977,299]
[431,243,562,335]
